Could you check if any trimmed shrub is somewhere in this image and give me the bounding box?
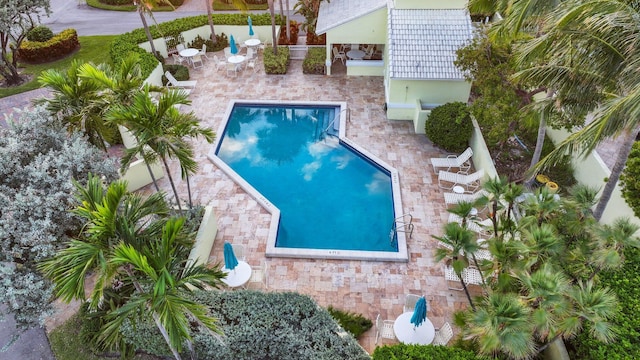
[18,28,80,63]
[372,343,488,360]
[302,47,326,75]
[620,141,640,218]
[27,25,54,42]
[187,34,214,52]
[99,0,132,5]
[263,46,290,74]
[425,102,473,153]
[327,306,372,339]
[162,64,190,84]
[121,290,370,359]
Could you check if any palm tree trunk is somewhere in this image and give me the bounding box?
[593,126,640,220]
[285,0,290,41]
[186,173,193,209]
[268,0,278,55]
[138,8,158,55]
[206,0,216,43]
[144,160,162,193]
[470,254,487,287]
[459,276,476,311]
[161,156,183,211]
[125,267,182,360]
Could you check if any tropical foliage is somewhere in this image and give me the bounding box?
[433,178,634,359]
[327,306,373,339]
[40,175,226,359]
[0,108,118,330]
[122,290,370,359]
[372,343,488,360]
[619,141,640,218]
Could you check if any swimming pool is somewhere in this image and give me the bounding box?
[209,100,408,261]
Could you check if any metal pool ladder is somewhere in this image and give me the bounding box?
[390,214,414,244]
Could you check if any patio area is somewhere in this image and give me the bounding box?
[153,49,474,353]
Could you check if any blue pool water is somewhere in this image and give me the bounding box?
[215,104,397,252]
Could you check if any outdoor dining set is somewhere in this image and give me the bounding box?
[375,294,453,346]
[221,242,267,290]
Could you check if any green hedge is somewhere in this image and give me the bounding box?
[121,290,370,359]
[568,247,640,359]
[372,344,488,360]
[18,29,80,63]
[327,306,372,339]
[110,13,281,78]
[302,47,325,75]
[425,102,473,153]
[263,46,290,74]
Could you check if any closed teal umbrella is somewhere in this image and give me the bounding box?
[223,242,238,270]
[248,16,254,36]
[230,34,238,55]
[410,296,427,327]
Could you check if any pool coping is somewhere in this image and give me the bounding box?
[207,99,408,262]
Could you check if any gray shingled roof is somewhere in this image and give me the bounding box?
[388,9,473,80]
[316,0,387,35]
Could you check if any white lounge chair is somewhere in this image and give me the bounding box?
[431,147,473,173]
[443,189,488,206]
[165,71,197,89]
[332,47,346,65]
[448,213,493,236]
[444,264,483,290]
[438,169,484,192]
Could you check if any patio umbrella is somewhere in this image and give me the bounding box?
[223,242,239,270]
[248,16,254,37]
[230,34,238,55]
[410,296,427,328]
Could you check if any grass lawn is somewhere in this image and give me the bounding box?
[49,312,161,360]
[0,35,116,99]
[213,0,268,11]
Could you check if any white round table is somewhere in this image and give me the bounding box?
[452,185,465,194]
[244,38,261,47]
[179,48,199,58]
[346,49,365,60]
[222,261,252,288]
[228,55,246,64]
[393,312,435,345]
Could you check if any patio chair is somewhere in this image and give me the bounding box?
[246,59,258,73]
[172,53,187,66]
[198,44,210,60]
[438,169,484,192]
[247,261,268,290]
[375,314,396,344]
[226,62,238,77]
[213,55,226,71]
[433,322,454,346]
[231,244,245,261]
[246,47,255,60]
[363,46,375,60]
[224,47,232,59]
[165,71,197,89]
[430,147,473,173]
[332,47,346,65]
[190,54,204,69]
[176,43,186,52]
[403,294,422,313]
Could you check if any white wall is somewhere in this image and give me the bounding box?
[547,127,640,229]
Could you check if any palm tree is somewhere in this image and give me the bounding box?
[514,0,640,221]
[107,87,215,210]
[205,0,247,43]
[434,222,480,310]
[40,176,226,359]
[588,218,640,280]
[268,0,278,54]
[100,218,226,359]
[36,61,115,151]
[134,0,169,56]
[460,292,536,359]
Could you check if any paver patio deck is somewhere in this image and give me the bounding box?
[143,52,477,353]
